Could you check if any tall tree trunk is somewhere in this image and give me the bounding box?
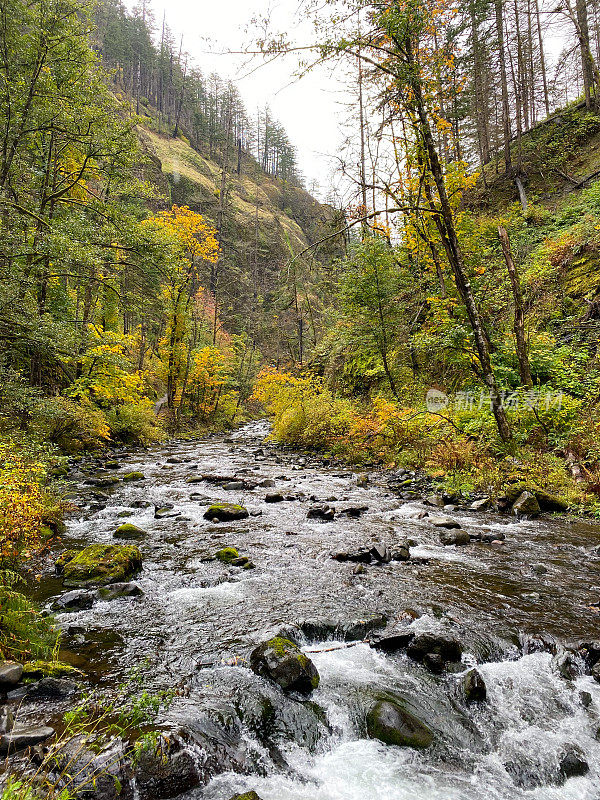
[498,226,533,387]
[495,0,512,171]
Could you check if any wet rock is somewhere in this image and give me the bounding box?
[353,564,365,575]
[155,505,181,519]
[423,495,445,508]
[511,491,541,517]
[96,582,144,600]
[0,724,54,754]
[370,543,391,563]
[355,473,369,487]
[297,614,387,642]
[551,650,580,680]
[592,661,600,683]
[203,503,249,522]
[117,510,134,518]
[132,500,152,509]
[52,589,95,611]
[407,632,463,667]
[122,471,145,482]
[114,523,147,540]
[481,531,505,543]
[24,677,79,700]
[258,478,275,488]
[0,661,23,688]
[370,631,415,652]
[229,793,263,800]
[339,505,369,517]
[366,699,433,749]
[559,745,589,781]
[461,668,487,703]
[0,706,14,734]
[307,504,335,521]
[265,492,284,503]
[391,544,410,561]
[520,633,558,655]
[250,637,320,693]
[85,475,120,488]
[580,690,592,708]
[215,547,240,563]
[55,736,134,800]
[440,530,470,546]
[470,497,491,511]
[332,548,372,564]
[429,515,461,529]
[135,735,200,800]
[223,481,245,491]
[61,544,142,588]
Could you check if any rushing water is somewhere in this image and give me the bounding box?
[32,421,600,798]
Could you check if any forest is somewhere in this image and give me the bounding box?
[1,0,600,797]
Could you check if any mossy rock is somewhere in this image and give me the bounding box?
[203,503,249,522]
[55,549,77,574]
[229,793,263,800]
[366,699,433,749]
[215,547,239,563]
[114,523,147,540]
[250,636,320,694]
[122,471,145,482]
[61,544,142,587]
[22,661,84,680]
[502,482,568,512]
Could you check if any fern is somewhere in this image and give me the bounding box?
[0,569,59,661]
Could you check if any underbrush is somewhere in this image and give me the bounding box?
[253,368,599,509]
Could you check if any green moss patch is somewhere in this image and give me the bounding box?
[203,503,249,522]
[61,544,142,587]
[23,660,84,679]
[215,547,239,563]
[114,523,147,540]
[122,471,145,482]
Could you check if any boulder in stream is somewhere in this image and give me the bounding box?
[114,523,147,540]
[0,724,54,754]
[439,530,470,546]
[229,793,263,800]
[52,588,95,611]
[366,699,433,749]
[407,632,463,670]
[135,734,200,800]
[122,471,145,482]
[512,490,541,517]
[429,515,461,529]
[250,637,320,693]
[60,544,142,587]
[0,661,23,688]
[204,503,249,522]
[307,504,335,521]
[215,547,240,563]
[460,668,487,703]
[96,581,144,600]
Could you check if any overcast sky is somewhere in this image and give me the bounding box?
[124,0,347,198]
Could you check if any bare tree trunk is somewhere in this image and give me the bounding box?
[498,226,533,387]
[495,0,512,172]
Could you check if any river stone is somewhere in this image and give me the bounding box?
[229,793,263,800]
[439,530,470,546]
[0,661,23,687]
[122,471,145,482]
[307,504,335,521]
[55,735,134,800]
[223,481,245,490]
[592,661,600,683]
[429,515,461,529]
[0,724,54,754]
[52,589,95,611]
[86,475,120,488]
[114,523,147,540]
[265,492,284,503]
[135,735,200,800]
[250,637,320,693]
[366,699,433,749]
[461,668,487,703]
[470,497,491,511]
[215,547,240,563]
[370,631,415,651]
[407,632,463,666]
[61,544,142,587]
[96,582,144,600]
[0,706,14,734]
[512,491,541,516]
[24,677,79,700]
[423,495,445,508]
[559,745,589,781]
[203,503,249,522]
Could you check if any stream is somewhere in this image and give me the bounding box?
[27,421,600,798]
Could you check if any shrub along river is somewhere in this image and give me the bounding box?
[7,421,600,798]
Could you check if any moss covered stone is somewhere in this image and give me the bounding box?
[366,699,433,749]
[61,544,142,587]
[215,547,239,563]
[203,503,249,522]
[502,482,568,512]
[122,471,145,482]
[114,523,147,540]
[229,793,263,800]
[250,636,320,694]
[22,661,84,679]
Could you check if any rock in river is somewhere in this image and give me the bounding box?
[114,523,147,540]
[429,515,461,529]
[59,544,142,588]
[203,503,249,522]
[461,668,487,703]
[0,661,23,688]
[307,504,335,521]
[439,530,470,546]
[250,637,320,694]
[512,490,541,517]
[0,724,54,754]
[366,699,433,749]
[229,793,263,800]
[122,471,145,482]
[407,632,463,670]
